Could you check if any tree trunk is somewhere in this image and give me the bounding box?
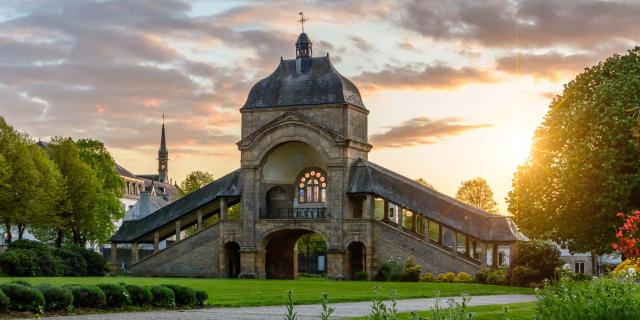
[17,224,25,239]
[591,252,598,276]
[55,229,64,248]
[4,222,11,244]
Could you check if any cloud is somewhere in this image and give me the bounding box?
[397,0,640,49]
[351,36,374,52]
[353,63,494,91]
[495,52,596,80]
[370,117,492,148]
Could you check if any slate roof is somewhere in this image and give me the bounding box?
[110,169,242,242]
[116,164,141,180]
[347,159,528,242]
[122,192,169,221]
[242,55,366,109]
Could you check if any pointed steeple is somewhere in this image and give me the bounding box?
[158,115,169,183]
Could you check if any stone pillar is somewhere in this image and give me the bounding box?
[452,231,458,254]
[383,200,389,222]
[326,250,346,280]
[365,251,374,280]
[365,195,375,220]
[465,237,470,257]
[509,243,517,266]
[132,242,139,263]
[153,231,159,253]
[220,198,228,221]
[175,220,181,242]
[411,212,417,232]
[239,249,259,278]
[480,242,488,269]
[397,207,404,230]
[197,209,203,231]
[110,242,117,265]
[492,243,499,269]
[423,218,429,241]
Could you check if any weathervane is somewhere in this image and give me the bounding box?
[297,12,308,33]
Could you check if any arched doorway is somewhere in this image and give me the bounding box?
[266,186,291,218]
[224,241,241,278]
[264,229,327,279]
[348,241,366,279]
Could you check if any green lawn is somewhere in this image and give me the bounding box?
[0,277,532,307]
[349,302,536,320]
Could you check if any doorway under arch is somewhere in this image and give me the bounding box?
[348,241,366,279]
[224,241,241,278]
[264,229,327,279]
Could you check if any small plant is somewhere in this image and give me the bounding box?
[403,257,422,282]
[419,272,435,282]
[124,284,152,306]
[285,290,297,320]
[374,257,403,281]
[319,293,334,320]
[150,286,175,308]
[195,290,209,307]
[37,284,74,312]
[367,286,399,320]
[354,271,369,281]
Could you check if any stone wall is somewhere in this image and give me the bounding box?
[129,224,221,277]
[372,221,480,276]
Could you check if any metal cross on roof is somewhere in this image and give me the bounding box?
[297,12,308,33]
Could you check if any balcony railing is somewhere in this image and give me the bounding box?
[260,207,328,219]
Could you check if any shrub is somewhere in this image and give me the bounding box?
[37,285,73,312]
[437,272,456,283]
[537,276,640,319]
[0,249,40,276]
[195,290,208,307]
[124,284,152,306]
[97,284,131,308]
[403,257,421,282]
[162,284,196,306]
[10,280,32,287]
[0,283,45,312]
[70,285,106,309]
[0,289,9,312]
[454,272,472,283]
[150,286,175,308]
[419,272,435,282]
[475,269,489,284]
[613,257,640,277]
[6,240,65,276]
[55,248,88,276]
[487,269,508,285]
[513,240,563,282]
[509,266,540,287]
[65,246,108,276]
[374,258,403,281]
[354,271,368,281]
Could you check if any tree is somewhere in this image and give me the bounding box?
[455,177,499,213]
[507,47,640,254]
[180,171,215,195]
[297,233,327,274]
[416,177,436,190]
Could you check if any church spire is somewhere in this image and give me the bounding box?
[295,12,312,59]
[158,115,169,183]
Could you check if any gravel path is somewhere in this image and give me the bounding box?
[40,294,534,320]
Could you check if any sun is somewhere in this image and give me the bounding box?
[505,126,533,165]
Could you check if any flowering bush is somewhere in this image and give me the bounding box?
[612,210,640,258]
[437,272,456,283]
[612,257,640,278]
[453,272,472,283]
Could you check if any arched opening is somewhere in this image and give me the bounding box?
[266,186,291,218]
[224,241,241,278]
[348,241,366,279]
[264,229,327,279]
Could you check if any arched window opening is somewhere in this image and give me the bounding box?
[297,168,327,204]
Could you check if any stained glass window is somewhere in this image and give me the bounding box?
[298,168,327,203]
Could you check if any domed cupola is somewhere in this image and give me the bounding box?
[295,32,312,59]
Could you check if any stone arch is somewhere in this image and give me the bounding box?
[222,241,241,278]
[259,227,330,279]
[266,186,291,218]
[347,241,366,279]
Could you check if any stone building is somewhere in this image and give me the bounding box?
[109,32,526,279]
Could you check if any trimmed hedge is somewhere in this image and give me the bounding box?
[97,284,131,308]
[0,283,45,312]
[70,285,106,309]
[161,284,196,306]
[124,284,152,306]
[37,285,73,312]
[0,290,8,312]
[150,286,175,308]
[195,290,208,307]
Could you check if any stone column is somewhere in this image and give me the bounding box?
[110,242,117,265]
[153,231,160,253]
[397,207,404,230]
[492,243,499,268]
[239,249,259,278]
[383,200,389,222]
[132,242,139,263]
[411,212,417,232]
[175,220,181,242]
[423,218,429,241]
[365,251,374,280]
[326,250,346,280]
[220,198,228,221]
[452,231,458,254]
[480,242,487,269]
[365,195,375,220]
[197,209,203,231]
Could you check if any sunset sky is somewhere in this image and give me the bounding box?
[1,0,639,214]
